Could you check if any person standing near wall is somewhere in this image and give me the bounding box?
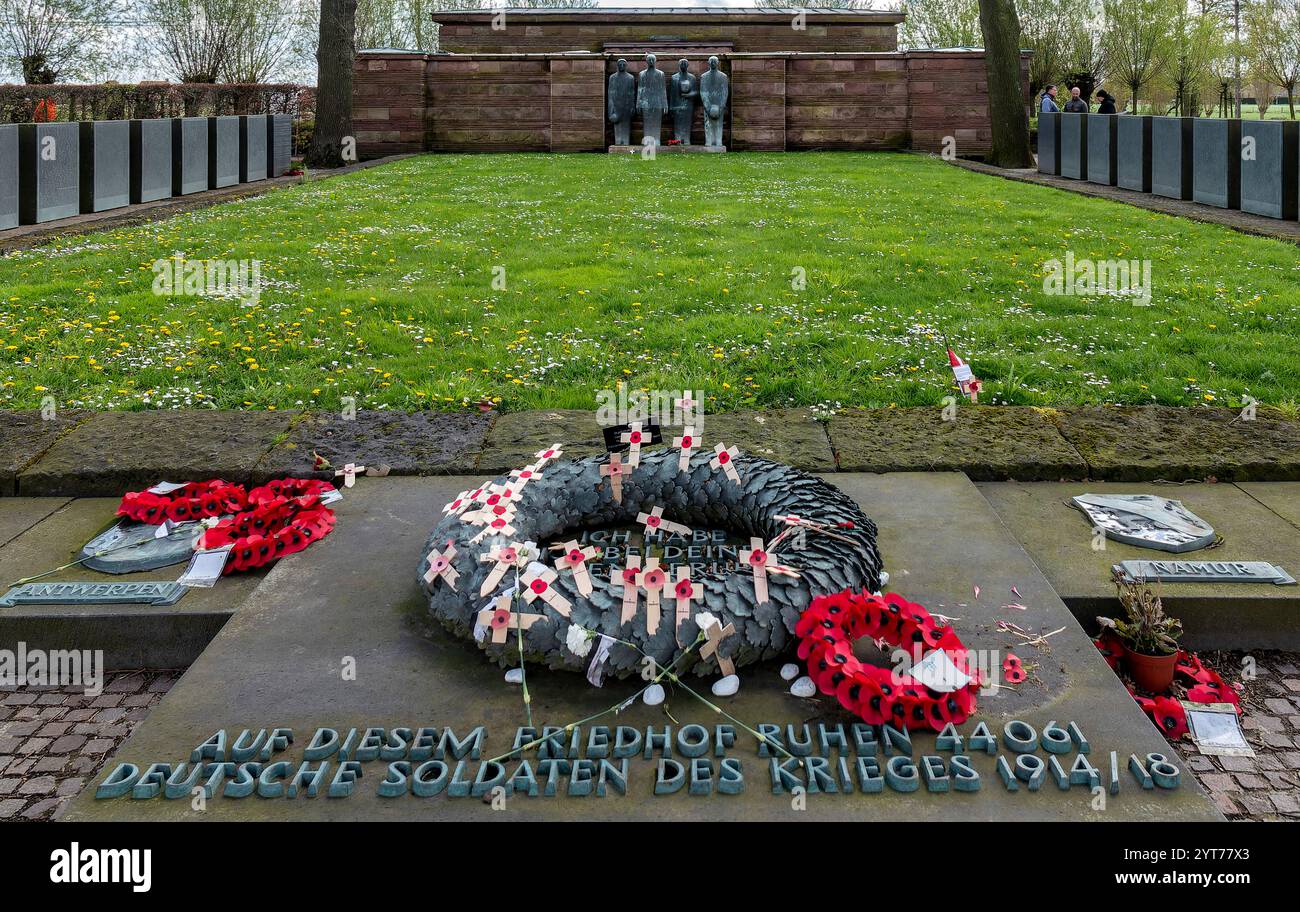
[1094,90,1117,114]
[1040,84,1060,113]
[1063,87,1089,112]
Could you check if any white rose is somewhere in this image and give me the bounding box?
[566,624,593,658]
[694,611,719,632]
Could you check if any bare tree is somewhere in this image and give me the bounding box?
[0,0,119,83]
[224,0,303,81]
[898,0,982,49]
[140,0,241,82]
[1245,0,1300,117]
[1165,4,1224,115]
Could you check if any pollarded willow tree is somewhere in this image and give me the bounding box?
[897,0,982,49]
[0,0,120,83]
[1165,3,1224,115]
[1101,0,1177,113]
[139,0,304,83]
[1245,0,1300,117]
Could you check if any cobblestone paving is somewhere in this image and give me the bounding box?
[0,670,179,821]
[1175,651,1300,821]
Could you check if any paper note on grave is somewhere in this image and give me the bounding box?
[148,480,191,494]
[907,648,972,693]
[178,548,231,587]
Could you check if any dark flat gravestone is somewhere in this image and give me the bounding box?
[1037,111,1060,175]
[1059,112,1087,180]
[130,118,172,204]
[62,474,1218,821]
[1086,113,1117,186]
[827,407,1087,481]
[1056,407,1300,482]
[254,410,493,481]
[17,123,79,223]
[0,497,263,669]
[0,124,17,230]
[240,115,268,183]
[0,410,88,495]
[208,116,239,189]
[476,409,607,473]
[1151,116,1193,200]
[1240,120,1298,220]
[78,120,130,213]
[660,408,836,472]
[268,114,292,177]
[171,117,208,196]
[16,410,297,497]
[1116,115,1153,192]
[1192,117,1241,209]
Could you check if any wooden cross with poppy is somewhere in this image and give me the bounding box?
[674,392,700,423]
[477,594,546,644]
[637,505,692,540]
[479,542,523,596]
[442,490,474,517]
[599,451,627,503]
[521,566,572,617]
[555,539,598,596]
[738,536,794,605]
[508,463,543,491]
[335,462,365,488]
[671,566,703,646]
[534,444,564,465]
[423,540,459,590]
[638,558,667,634]
[672,425,699,472]
[710,443,741,484]
[620,421,646,466]
[613,555,642,624]
[469,509,518,544]
[700,617,737,676]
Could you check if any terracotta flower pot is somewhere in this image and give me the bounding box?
[1122,644,1178,693]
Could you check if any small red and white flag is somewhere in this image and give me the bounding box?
[947,346,983,402]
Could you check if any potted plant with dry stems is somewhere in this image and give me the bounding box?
[1097,572,1183,693]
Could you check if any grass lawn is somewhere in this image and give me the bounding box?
[1,152,1296,414]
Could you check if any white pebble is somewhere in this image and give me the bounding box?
[880,570,890,587]
[643,683,665,706]
[711,674,740,697]
[780,663,800,681]
[504,668,524,685]
[790,676,817,698]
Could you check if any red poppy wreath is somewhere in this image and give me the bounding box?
[795,589,982,732]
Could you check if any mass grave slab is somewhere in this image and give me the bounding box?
[1086,114,1117,186]
[1059,112,1087,180]
[16,410,296,497]
[0,410,88,496]
[254,410,493,481]
[827,407,1086,480]
[1239,120,1298,220]
[78,119,130,213]
[1116,115,1152,192]
[17,123,79,223]
[1151,116,1193,200]
[0,124,17,230]
[0,497,263,668]
[656,408,835,472]
[978,481,1300,650]
[64,473,1217,821]
[0,497,70,549]
[1037,111,1060,176]
[208,116,240,189]
[269,114,292,177]
[476,409,610,473]
[1055,407,1300,482]
[240,115,268,183]
[1192,118,1241,209]
[130,118,173,204]
[172,117,208,196]
[1237,482,1300,529]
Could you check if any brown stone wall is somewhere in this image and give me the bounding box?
[551,58,605,152]
[784,56,909,150]
[427,56,551,152]
[730,57,785,152]
[353,53,429,157]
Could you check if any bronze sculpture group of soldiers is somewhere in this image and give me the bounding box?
[607,54,730,148]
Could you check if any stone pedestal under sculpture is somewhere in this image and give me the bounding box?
[700,56,729,149]
[608,58,636,147]
[636,54,667,146]
[669,59,697,144]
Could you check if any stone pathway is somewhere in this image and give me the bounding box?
[1177,650,1300,821]
[0,671,179,821]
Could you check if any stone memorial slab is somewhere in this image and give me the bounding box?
[0,580,187,608]
[0,409,87,495]
[17,122,79,223]
[240,114,268,183]
[1115,559,1295,586]
[130,118,173,203]
[1059,112,1087,180]
[208,116,239,189]
[78,119,130,213]
[1239,120,1298,220]
[1151,116,1193,200]
[1086,113,1117,186]
[269,114,292,177]
[1037,111,1060,175]
[1071,493,1215,553]
[1116,115,1152,192]
[0,124,17,230]
[1192,117,1241,209]
[172,117,208,196]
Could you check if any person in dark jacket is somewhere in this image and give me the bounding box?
[1095,90,1117,114]
[1063,87,1089,112]
[1040,84,1060,113]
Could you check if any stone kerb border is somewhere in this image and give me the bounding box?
[419,448,883,677]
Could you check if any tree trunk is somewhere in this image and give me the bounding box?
[307,0,358,168]
[977,0,1032,168]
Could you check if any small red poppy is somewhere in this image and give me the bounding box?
[1002,653,1026,684]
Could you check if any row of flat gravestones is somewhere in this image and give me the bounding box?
[0,114,294,230]
[1039,112,1300,221]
